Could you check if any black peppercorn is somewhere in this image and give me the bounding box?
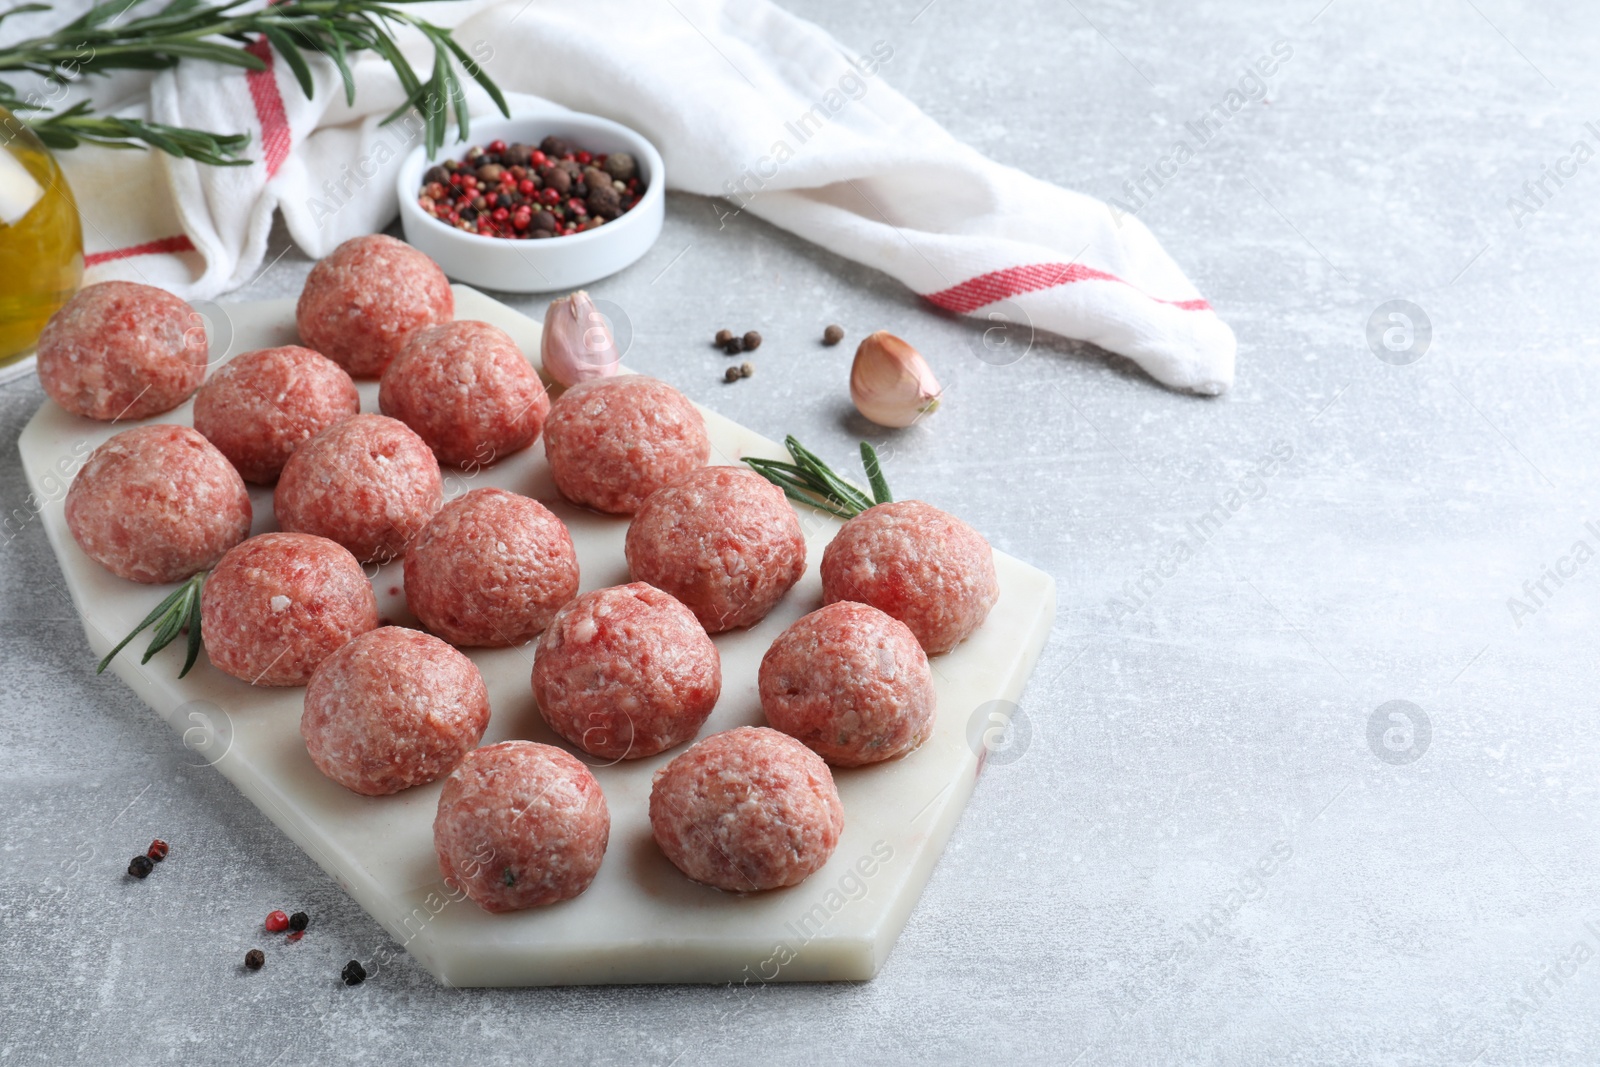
[722,339,744,356]
[288,911,309,933]
[342,960,368,986]
[587,184,622,220]
[245,949,265,971]
[541,165,571,195]
[742,331,762,351]
[603,152,637,182]
[724,366,742,383]
[823,324,844,346]
[128,855,154,879]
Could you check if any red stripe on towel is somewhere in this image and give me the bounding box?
[244,37,292,177]
[924,262,1213,315]
[85,234,197,267]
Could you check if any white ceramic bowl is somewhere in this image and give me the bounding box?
[396,108,664,293]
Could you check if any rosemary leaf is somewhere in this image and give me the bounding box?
[861,442,892,505]
[0,4,51,28]
[181,576,205,677]
[261,23,313,98]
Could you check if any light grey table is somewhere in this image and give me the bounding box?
[5,1,1597,1063]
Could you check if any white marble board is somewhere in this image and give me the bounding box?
[18,286,1056,987]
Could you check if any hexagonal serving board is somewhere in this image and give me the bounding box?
[18,286,1056,986]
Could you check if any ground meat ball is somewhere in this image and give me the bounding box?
[759,602,936,767]
[301,627,490,795]
[274,414,443,564]
[295,234,453,377]
[201,532,378,686]
[405,488,578,647]
[378,320,549,469]
[65,425,250,584]
[649,726,843,892]
[532,583,719,760]
[820,500,1000,655]
[37,281,208,421]
[625,466,805,633]
[434,741,609,912]
[192,346,360,484]
[542,375,709,515]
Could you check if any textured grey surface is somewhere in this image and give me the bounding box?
[3,0,1598,1063]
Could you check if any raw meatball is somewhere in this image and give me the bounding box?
[649,726,843,892]
[192,346,359,484]
[378,320,549,469]
[201,532,378,686]
[820,500,999,655]
[433,741,609,912]
[625,466,805,633]
[532,583,719,760]
[274,414,443,564]
[543,375,709,514]
[759,602,935,767]
[404,488,579,647]
[301,627,489,795]
[37,281,208,421]
[65,425,250,584]
[295,234,453,377]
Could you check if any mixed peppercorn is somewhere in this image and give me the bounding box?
[417,136,645,240]
[118,842,357,985]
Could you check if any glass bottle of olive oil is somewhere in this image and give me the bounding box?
[0,107,83,367]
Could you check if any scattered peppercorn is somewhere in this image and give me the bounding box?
[288,911,309,933]
[722,338,744,356]
[714,329,735,347]
[147,839,169,862]
[823,324,845,346]
[265,910,290,933]
[128,855,154,879]
[342,960,368,986]
[742,331,762,351]
[245,949,265,971]
[740,361,754,378]
[723,366,742,383]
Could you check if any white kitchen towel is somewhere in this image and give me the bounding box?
[23,0,1236,394]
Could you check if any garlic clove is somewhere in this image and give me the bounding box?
[541,290,621,387]
[850,330,942,428]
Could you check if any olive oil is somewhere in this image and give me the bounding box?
[0,108,83,367]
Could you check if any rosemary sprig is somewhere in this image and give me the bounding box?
[0,0,508,163]
[8,102,251,164]
[97,570,205,678]
[745,436,893,519]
